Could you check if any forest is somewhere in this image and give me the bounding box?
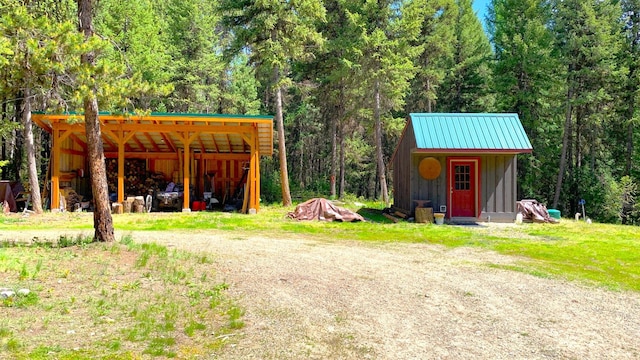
[0,0,639,224]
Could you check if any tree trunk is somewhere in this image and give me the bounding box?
[22,88,43,213]
[78,0,115,242]
[625,65,637,175]
[274,67,292,206]
[426,78,432,113]
[338,124,345,200]
[330,102,338,199]
[553,86,573,209]
[12,94,24,181]
[626,119,633,176]
[374,79,389,205]
[330,116,337,198]
[1,100,7,177]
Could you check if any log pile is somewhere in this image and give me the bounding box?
[105,158,167,197]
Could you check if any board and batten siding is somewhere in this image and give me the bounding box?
[480,154,518,221]
[391,126,416,213]
[410,154,447,214]
[395,153,519,221]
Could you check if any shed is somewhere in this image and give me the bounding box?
[32,112,273,213]
[391,113,532,222]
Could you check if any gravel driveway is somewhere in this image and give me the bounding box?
[127,229,640,360]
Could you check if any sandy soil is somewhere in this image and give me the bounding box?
[4,228,640,359]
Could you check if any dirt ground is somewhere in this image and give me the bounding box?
[4,227,640,359]
[133,228,639,360]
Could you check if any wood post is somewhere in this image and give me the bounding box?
[118,138,125,204]
[52,126,60,211]
[183,143,190,211]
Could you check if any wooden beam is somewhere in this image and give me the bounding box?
[249,129,258,212]
[51,122,255,135]
[254,134,261,211]
[61,149,86,156]
[197,137,205,153]
[52,126,61,211]
[118,140,125,203]
[69,133,87,152]
[210,134,219,152]
[182,143,191,211]
[101,132,118,151]
[130,133,146,151]
[103,152,251,160]
[160,133,177,152]
[144,132,161,152]
[225,133,231,152]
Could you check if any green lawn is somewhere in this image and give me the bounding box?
[1,236,241,359]
[1,205,639,291]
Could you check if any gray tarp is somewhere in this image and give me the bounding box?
[287,198,365,222]
[517,199,556,223]
[0,181,17,212]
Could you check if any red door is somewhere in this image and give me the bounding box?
[449,160,477,217]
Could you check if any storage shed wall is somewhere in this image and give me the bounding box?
[401,154,519,221]
[391,126,416,213]
[59,137,85,174]
[410,154,447,214]
[480,154,518,221]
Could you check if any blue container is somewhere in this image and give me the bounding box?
[548,209,561,220]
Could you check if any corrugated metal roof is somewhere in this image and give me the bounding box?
[410,113,532,152]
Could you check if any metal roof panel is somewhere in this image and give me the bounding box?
[409,113,532,152]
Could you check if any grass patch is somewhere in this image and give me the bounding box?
[483,222,640,291]
[0,239,242,358]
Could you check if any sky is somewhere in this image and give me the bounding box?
[472,0,491,26]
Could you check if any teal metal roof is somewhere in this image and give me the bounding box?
[410,113,532,152]
[32,111,273,120]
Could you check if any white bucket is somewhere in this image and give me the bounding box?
[515,213,523,224]
[434,213,445,225]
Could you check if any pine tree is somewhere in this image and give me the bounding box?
[95,0,172,109]
[489,0,563,201]
[620,0,640,176]
[344,0,421,204]
[220,0,326,206]
[438,0,493,112]
[78,0,115,242]
[406,0,456,113]
[552,0,624,210]
[0,3,84,213]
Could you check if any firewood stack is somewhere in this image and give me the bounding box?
[105,158,167,197]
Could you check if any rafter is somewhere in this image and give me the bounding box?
[161,132,177,152]
[144,132,161,152]
[69,133,87,152]
[131,133,146,151]
[210,133,219,152]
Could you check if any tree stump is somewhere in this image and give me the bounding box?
[133,196,145,213]
[415,207,434,224]
[111,203,123,214]
[123,198,133,213]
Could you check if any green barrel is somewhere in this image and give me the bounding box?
[548,209,561,220]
